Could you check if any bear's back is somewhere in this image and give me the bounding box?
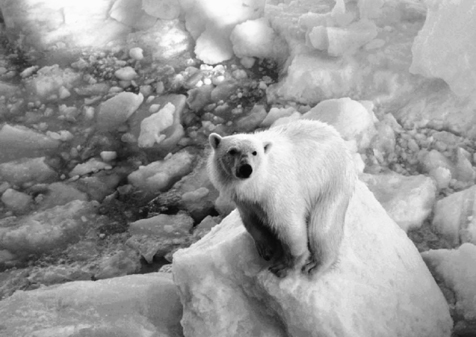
[256,120,353,195]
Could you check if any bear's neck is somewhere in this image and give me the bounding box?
[232,177,264,205]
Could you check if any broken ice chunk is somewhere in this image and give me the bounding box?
[138,102,175,148]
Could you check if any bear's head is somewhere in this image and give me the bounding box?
[209,133,272,181]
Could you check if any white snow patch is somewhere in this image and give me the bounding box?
[433,185,476,246]
[97,92,144,131]
[0,273,182,336]
[142,0,181,20]
[303,97,377,151]
[138,103,176,148]
[230,17,287,62]
[422,243,476,321]
[182,0,265,64]
[410,0,476,98]
[362,172,436,232]
[128,150,195,196]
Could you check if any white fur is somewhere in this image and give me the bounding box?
[209,119,356,276]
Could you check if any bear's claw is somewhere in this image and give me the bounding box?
[269,263,289,278]
[301,257,319,275]
[256,243,274,261]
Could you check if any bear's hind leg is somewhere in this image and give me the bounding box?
[302,194,349,277]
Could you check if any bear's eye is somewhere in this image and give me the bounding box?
[228,149,237,156]
[252,151,257,156]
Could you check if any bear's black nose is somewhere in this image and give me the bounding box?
[236,164,252,179]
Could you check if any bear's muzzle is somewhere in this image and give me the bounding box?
[236,161,253,179]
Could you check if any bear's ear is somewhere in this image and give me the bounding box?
[209,133,222,150]
[263,141,272,153]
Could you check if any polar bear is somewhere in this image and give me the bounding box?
[208,119,356,278]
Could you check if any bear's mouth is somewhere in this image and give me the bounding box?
[236,163,252,179]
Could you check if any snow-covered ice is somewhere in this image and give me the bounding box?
[0,157,57,187]
[231,18,287,62]
[181,0,265,64]
[69,158,112,177]
[1,189,33,213]
[0,272,183,337]
[0,200,97,261]
[2,0,476,334]
[422,243,476,321]
[173,181,452,337]
[25,65,81,100]
[362,172,436,232]
[138,102,176,148]
[410,0,476,98]
[128,150,196,197]
[433,185,476,246]
[128,213,194,263]
[97,92,144,131]
[303,97,377,151]
[0,125,60,162]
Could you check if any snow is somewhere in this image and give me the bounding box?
[69,158,112,177]
[362,172,436,232]
[181,0,265,64]
[235,104,267,132]
[128,213,194,263]
[433,185,476,246]
[110,0,157,30]
[0,273,183,337]
[138,102,176,148]
[143,0,181,20]
[0,124,60,158]
[2,0,476,334]
[131,94,187,153]
[267,52,358,105]
[264,0,426,107]
[195,29,235,65]
[1,189,32,213]
[97,92,144,131]
[262,98,377,152]
[129,47,144,61]
[95,249,140,280]
[114,66,138,81]
[37,182,88,210]
[260,106,296,128]
[126,19,192,65]
[210,80,239,102]
[128,150,195,197]
[230,18,287,62]
[410,0,476,98]
[0,200,96,261]
[419,148,476,186]
[100,151,117,162]
[173,181,452,337]
[422,243,476,321]
[130,213,193,237]
[303,97,377,151]
[326,20,378,56]
[306,19,378,57]
[25,65,81,100]
[0,157,57,187]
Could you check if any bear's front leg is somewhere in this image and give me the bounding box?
[268,215,309,278]
[238,205,277,261]
[268,245,293,278]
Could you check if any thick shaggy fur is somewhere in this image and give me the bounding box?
[208,120,356,278]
